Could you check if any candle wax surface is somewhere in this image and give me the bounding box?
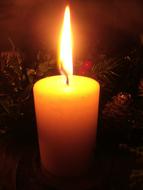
[34,75,99,96]
[33,75,100,176]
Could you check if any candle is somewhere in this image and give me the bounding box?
[33,6,100,176]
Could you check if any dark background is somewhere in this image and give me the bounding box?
[0,0,143,56]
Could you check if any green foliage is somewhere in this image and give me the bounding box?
[0,49,57,133]
[91,55,120,91]
[34,50,57,79]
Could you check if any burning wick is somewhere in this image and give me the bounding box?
[66,76,69,85]
[60,63,69,85]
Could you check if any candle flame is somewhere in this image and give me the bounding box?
[59,6,73,82]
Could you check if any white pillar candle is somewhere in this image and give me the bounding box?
[33,75,100,176]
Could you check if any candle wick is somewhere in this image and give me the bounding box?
[66,75,69,85]
[60,63,69,85]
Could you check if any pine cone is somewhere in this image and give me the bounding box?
[139,79,143,97]
[102,92,133,145]
[103,92,132,123]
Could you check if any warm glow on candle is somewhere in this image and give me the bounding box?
[59,6,73,79]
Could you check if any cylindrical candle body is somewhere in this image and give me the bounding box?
[33,75,100,176]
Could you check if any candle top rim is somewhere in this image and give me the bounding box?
[35,74,98,81]
[34,75,100,97]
